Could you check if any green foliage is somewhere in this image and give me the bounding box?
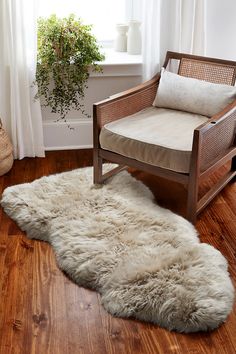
[35,14,105,120]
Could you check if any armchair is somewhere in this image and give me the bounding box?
[93,51,236,224]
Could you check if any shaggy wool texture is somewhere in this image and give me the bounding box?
[1,165,234,333]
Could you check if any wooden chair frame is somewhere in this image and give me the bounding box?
[93,51,236,224]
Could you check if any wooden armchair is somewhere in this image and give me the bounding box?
[93,51,236,224]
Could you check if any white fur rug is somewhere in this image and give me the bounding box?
[1,165,234,333]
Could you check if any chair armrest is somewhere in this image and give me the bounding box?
[94,73,160,126]
[194,99,236,172]
[198,99,236,130]
[93,74,160,148]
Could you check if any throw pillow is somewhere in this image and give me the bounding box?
[153,68,236,117]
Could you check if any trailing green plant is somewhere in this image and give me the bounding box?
[35,14,105,121]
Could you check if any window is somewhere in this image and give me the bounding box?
[38,0,142,46]
[38,0,127,45]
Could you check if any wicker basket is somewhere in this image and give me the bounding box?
[0,119,14,176]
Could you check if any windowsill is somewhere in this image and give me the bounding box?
[90,48,142,77]
[100,48,142,65]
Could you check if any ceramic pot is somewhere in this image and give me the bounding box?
[127,20,142,55]
[114,24,129,52]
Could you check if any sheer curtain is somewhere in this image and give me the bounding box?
[0,0,45,159]
[142,0,206,80]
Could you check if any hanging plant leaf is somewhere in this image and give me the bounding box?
[35,14,105,121]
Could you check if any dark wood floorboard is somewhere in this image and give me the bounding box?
[0,150,235,354]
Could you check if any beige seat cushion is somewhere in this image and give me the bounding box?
[99,107,208,173]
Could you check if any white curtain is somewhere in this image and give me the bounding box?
[0,0,45,159]
[142,0,206,81]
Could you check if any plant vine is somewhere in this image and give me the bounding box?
[35,14,105,122]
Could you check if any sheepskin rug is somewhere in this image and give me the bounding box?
[1,165,234,333]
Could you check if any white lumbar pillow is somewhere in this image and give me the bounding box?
[153,68,236,117]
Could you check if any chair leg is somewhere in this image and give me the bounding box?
[231,155,236,171]
[186,177,199,225]
[231,155,236,183]
[93,149,103,184]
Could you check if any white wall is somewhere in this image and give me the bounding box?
[205,0,236,60]
[42,64,142,150]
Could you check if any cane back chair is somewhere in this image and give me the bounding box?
[93,51,236,224]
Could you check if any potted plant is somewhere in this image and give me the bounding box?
[35,14,105,122]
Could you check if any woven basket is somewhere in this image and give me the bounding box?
[0,119,14,176]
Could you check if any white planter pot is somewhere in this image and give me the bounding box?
[114,24,129,52]
[127,21,142,55]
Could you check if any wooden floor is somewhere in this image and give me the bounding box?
[0,150,235,354]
